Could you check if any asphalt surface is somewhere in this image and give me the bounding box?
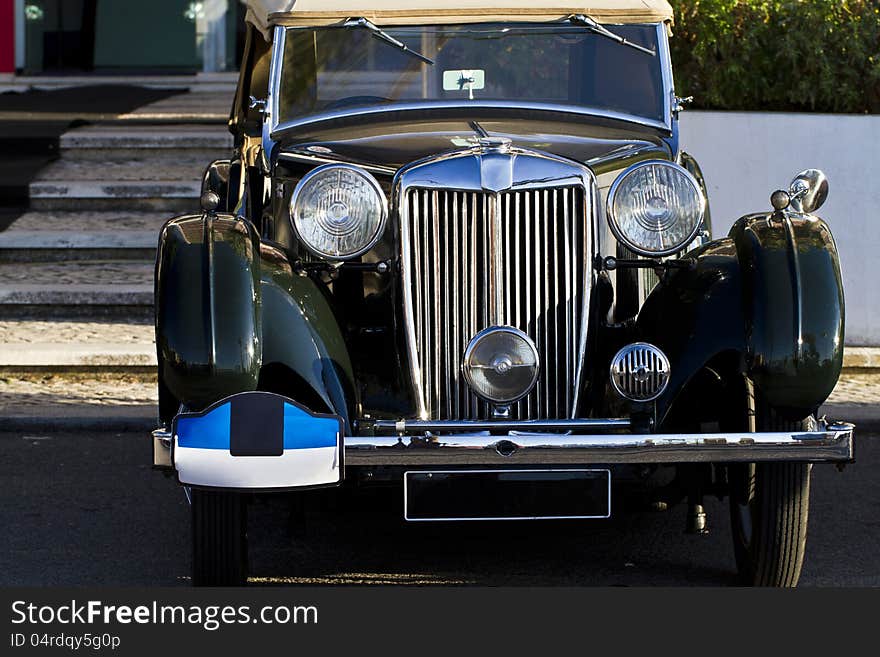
[0,430,877,587]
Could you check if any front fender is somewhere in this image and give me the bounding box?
[156,214,355,428]
[156,213,262,411]
[258,244,357,430]
[730,211,844,415]
[636,239,744,425]
[637,212,844,423]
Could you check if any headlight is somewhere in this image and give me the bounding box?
[606,160,705,257]
[290,164,387,260]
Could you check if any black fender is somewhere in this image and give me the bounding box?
[636,239,744,425]
[637,212,844,423]
[730,212,844,414]
[258,242,357,430]
[155,213,355,429]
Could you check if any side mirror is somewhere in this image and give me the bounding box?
[788,169,829,214]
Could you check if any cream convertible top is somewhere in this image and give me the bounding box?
[244,1,674,39]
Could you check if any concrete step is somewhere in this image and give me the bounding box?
[0,284,152,309]
[0,371,158,431]
[0,318,153,344]
[0,72,236,91]
[29,180,200,211]
[120,90,233,123]
[5,210,171,232]
[843,347,880,370]
[0,343,156,370]
[56,147,225,164]
[0,261,153,317]
[0,260,151,285]
[0,231,156,262]
[60,125,232,151]
[0,319,154,374]
[39,150,220,174]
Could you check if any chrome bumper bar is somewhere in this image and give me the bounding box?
[153,419,854,469]
[345,419,855,465]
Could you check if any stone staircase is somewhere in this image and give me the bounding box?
[0,120,231,425]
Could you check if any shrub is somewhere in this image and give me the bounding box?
[670,1,880,113]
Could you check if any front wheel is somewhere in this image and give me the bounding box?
[729,461,811,586]
[191,489,248,586]
[728,381,812,587]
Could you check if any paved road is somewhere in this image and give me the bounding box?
[1,430,877,586]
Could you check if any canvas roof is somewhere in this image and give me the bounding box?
[244,0,674,39]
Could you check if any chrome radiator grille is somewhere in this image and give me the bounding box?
[402,186,590,420]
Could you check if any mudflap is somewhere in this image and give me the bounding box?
[172,391,343,491]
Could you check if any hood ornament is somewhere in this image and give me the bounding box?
[478,136,512,153]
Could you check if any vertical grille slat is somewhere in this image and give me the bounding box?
[404,184,590,420]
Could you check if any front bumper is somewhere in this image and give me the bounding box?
[345,418,855,465]
[154,416,855,473]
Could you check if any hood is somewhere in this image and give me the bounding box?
[274,116,673,179]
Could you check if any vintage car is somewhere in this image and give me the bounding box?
[151,0,854,586]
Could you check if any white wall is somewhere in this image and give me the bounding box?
[678,111,880,346]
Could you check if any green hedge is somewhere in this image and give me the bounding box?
[669,1,880,113]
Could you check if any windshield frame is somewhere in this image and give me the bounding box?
[265,21,674,142]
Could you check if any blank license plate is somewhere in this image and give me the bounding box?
[404,469,611,521]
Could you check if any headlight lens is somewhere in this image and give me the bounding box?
[290,164,387,260]
[606,161,705,256]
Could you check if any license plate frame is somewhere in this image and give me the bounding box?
[403,468,611,522]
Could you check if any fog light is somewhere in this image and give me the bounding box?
[462,327,539,405]
[610,343,670,402]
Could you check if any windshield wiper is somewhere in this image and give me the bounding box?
[343,17,434,65]
[567,14,655,56]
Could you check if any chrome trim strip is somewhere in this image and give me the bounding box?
[277,151,396,177]
[570,181,596,415]
[431,190,441,412]
[345,421,855,465]
[152,428,173,469]
[374,418,630,432]
[262,25,286,171]
[271,101,670,139]
[397,182,428,419]
[656,22,674,130]
[782,214,805,362]
[489,192,503,324]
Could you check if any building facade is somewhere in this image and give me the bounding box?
[1,0,244,75]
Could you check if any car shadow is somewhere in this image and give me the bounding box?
[245,487,740,587]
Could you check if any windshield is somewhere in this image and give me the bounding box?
[277,23,666,125]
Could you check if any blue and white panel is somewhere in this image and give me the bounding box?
[172,392,343,490]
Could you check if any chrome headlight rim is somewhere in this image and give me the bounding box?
[289,163,388,261]
[461,326,540,405]
[606,160,706,258]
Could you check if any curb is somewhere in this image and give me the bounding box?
[843,347,880,371]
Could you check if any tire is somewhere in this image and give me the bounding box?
[191,489,248,586]
[728,380,812,587]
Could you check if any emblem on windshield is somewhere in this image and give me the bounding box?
[443,69,486,99]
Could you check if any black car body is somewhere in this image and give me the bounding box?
[151,0,853,586]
